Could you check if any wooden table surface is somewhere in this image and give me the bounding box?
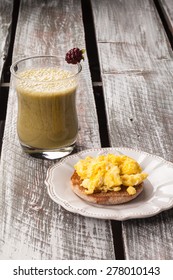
[0,0,173,260]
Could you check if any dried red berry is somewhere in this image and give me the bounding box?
[65,48,85,64]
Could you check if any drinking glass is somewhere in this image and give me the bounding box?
[10,55,82,160]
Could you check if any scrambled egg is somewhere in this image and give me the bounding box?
[74,154,148,195]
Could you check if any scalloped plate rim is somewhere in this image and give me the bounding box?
[45,147,173,221]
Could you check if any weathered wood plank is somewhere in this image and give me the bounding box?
[92,0,172,74]
[0,0,13,79]
[102,66,173,260]
[158,0,173,35]
[91,0,173,259]
[102,61,173,157]
[0,0,13,213]
[0,0,115,259]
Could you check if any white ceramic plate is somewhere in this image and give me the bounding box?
[45,147,173,221]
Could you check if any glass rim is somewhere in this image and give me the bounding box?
[10,55,82,83]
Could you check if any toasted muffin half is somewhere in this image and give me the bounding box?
[71,171,143,205]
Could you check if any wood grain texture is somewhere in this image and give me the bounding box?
[91,0,173,259]
[0,0,13,79]
[91,0,172,74]
[158,0,173,35]
[0,0,115,259]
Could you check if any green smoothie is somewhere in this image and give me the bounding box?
[16,68,78,149]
